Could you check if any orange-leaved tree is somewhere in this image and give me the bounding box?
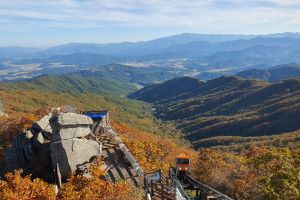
[194,146,300,200]
[57,158,140,200]
[0,170,56,200]
[112,121,197,173]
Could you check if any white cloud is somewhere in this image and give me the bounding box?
[0,0,299,33]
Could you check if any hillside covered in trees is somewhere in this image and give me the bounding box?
[0,75,198,199]
[0,74,299,199]
[130,76,300,148]
[236,63,300,82]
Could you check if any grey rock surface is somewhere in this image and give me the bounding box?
[2,110,101,182]
[52,127,91,141]
[50,138,101,179]
[3,133,34,173]
[57,113,93,126]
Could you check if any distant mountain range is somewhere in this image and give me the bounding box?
[3,32,300,82]
[130,76,300,148]
[0,32,298,59]
[236,63,300,82]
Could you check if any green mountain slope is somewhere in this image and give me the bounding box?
[236,63,300,82]
[0,74,138,96]
[1,63,183,96]
[129,76,205,103]
[130,76,300,148]
[74,64,181,86]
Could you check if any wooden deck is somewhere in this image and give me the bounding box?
[92,121,143,187]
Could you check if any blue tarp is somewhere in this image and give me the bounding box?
[83,112,107,120]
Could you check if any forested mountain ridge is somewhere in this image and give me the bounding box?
[130,76,300,147]
[0,74,137,96]
[129,76,205,103]
[4,34,300,82]
[0,63,183,96]
[0,71,299,200]
[72,63,182,86]
[236,63,300,82]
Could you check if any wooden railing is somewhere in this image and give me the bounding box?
[90,114,232,200]
[104,125,144,176]
[182,174,234,200]
[150,181,176,200]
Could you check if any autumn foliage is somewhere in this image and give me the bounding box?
[57,159,137,200]
[194,146,300,200]
[0,160,139,200]
[112,121,197,173]
[0,108,50,162]
[0,170,56,200]
[0,113,38,143]
[0,98,299,200]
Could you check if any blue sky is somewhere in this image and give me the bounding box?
[1,0,300,47]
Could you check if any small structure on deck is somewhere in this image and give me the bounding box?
[81,110,110,125]
[81,110,110,134]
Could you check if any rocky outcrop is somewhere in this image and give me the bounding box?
[2,108,102,182]
[3,133,34,172]
[49,112,101,179]
[2,114,53,178]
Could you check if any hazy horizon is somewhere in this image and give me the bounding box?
[2,32,300,48]
[1,0,300,47]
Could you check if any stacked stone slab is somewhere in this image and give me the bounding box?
[31,114,53,150]
[50,113,102,179]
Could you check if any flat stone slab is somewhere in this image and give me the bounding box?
[52,127,91,141]
[57,113,93,126]
[50,138,101,179]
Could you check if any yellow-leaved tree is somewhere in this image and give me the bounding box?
[57,159,141,200]
[0,170,56,200]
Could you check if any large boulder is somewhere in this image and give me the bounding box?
[49,112,101,179]
[50,138,101,179]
